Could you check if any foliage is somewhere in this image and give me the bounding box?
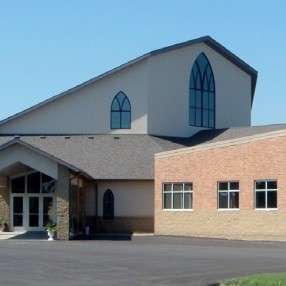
[46,221,57,232]
[0,217,8,226]
[0,217,8,231]
[221,273,286,286]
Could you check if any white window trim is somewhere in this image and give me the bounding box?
[217,181,240,210]
[162,182,193,210]
[254,179,278,210]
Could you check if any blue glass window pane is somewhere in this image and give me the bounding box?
[209,111,215,128]
[111,99,120,111]
[203,91,209,109]
[116,92,125,105]
[122,98,130,111]
[203,110,208,127]
[209,92,215,109]
[111,112,120,129]
[189,108,195,125]
[196,109,201,125]
[203,74,209,90]
[195,91,201,108]
[190,72,195,88]
[209,76,215,92]
[121,112,131,129]
[196,73,201,89]
[189,52,215,128]
[190,90,195,107]
[110,92,131,129]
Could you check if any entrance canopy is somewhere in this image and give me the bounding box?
[0,138,83,179]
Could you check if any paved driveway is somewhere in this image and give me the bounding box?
[0,236,285,286]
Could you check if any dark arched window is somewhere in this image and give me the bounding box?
[103,189,114,220]
[189,53,215,128]
[111,91,131,129]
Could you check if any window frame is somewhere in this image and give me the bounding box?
[255,180,278,210]
[110,91,131,129]
[103,189,114,220]
[189,52,215,129]
[162,182,193,211]
[217,181,240,211]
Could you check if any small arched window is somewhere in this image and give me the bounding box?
[189,53,215,128]
[111,91,131,129]
[103,189,114,220]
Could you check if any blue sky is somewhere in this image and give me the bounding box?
[1,1,286,125]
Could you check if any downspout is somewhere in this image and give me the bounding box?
[95,181,98,233]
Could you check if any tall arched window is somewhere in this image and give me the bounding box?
[189,53,215,128]
[103,189,114,220]
[111,91,131,129]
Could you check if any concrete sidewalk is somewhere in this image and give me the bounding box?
[0,231,48,240]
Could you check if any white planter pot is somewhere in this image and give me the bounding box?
[47,230,55,241]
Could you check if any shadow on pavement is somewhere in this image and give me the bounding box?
[72,233,132,241]
[8,231,48,240]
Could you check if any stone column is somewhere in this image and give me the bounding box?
[0,176,9,227]
[56,165,70,240]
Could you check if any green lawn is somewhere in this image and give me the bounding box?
[220,273,286,286]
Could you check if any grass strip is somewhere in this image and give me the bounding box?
[220,273,286,286]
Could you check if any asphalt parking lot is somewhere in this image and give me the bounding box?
[0,235,285,286]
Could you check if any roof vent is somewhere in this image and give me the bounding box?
[40,136,46,139]
[64,136,71,139]
[114,136,120,140]
[88,136,94,139]
[14,135,20,139]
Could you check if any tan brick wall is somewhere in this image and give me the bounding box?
[0,177,10,229]
[155,135,286,241]
[56,165,70,240]
[97,216,154,233]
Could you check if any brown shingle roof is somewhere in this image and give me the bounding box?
[1,125,286,180]
[0,135,189,180]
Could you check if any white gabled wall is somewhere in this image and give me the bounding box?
[96,181,154,217]
[0,144,58,179]
[0,59,149,135]
[147,43,252,137]
[0,41,253,138]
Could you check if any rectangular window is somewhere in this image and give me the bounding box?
[218,181,239,210]
[163,183,193,210]
[255,180,277,209]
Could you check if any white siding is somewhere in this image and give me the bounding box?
[0,144,58,179]
[97,181,154,217]
[0,41,253,138]
[0,60,149,135]
[147,43,252,137]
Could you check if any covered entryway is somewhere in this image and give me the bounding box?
[10,172,56,231]
[0,138,95,240]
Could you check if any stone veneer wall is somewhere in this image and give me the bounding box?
[155,135,286,241]
[0,177,9,228]
[97,216,154,233]
[56,165,70,240]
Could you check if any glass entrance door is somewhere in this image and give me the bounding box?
[11,172,56,231]
[29,196,39,228]
[12,196,24,229]
[11,195,55,231]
